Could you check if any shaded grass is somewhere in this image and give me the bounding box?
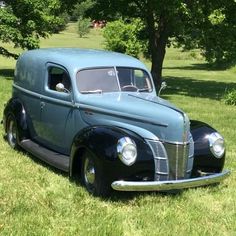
[0,69,14,80]
[0,24,236,235]
[164,62,225,71]
[163,76,236,100]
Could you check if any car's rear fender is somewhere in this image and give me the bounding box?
[3,98,29,140]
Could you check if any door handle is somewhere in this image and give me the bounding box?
[40,102,45,109]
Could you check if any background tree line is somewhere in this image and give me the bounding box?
[0,0,236,87]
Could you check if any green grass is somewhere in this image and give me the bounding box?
[0,24,236,236]
[41,23,105,49]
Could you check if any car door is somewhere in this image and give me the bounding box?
[37,63,75,154]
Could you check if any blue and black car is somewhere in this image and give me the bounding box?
[3,48,230,196]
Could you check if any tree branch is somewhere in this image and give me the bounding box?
[0,47,19,59]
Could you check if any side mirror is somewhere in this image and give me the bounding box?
[56,83,70,93]
[158,81,167,96]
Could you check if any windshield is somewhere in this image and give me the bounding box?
[77,67,153,94]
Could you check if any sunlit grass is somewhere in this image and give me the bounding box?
[0,23,235,235]
[41,23,105,49]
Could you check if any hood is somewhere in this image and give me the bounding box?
[77,92,190,143]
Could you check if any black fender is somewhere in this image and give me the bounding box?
[190,120,225,175]
[3,98,29,141]
[70,126,154,182]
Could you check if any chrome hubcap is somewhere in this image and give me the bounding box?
[8,119,17,147]
[84,157,95,185]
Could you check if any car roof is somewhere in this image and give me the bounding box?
[20,48,148,72]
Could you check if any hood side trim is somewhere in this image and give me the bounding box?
[78,103,168,128]
[128,94,184,115]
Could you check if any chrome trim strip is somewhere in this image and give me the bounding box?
[146,140,169,181]
[160,139,191,145]
[13,84,42,99]
[154,156,168,160]
[147,138,192,146]
[175,143,179,179]
[79,103,168,127]
[156,171,169,175]
[111,170,230,191]
[13,84,73,107]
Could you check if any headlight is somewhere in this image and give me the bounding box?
[117,137,137,166]
[208,132,225,158]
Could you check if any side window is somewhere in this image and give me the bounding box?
[117,67,152,92]
[134,69,147,89]
[117,68,132,88]
[48,67,71,92]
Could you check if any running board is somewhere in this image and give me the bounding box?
[20,139,69,172]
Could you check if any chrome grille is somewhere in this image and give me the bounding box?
[164,142,189,180]
[146,140,169,181]
[147,134,194,181]
[188,134,194,175]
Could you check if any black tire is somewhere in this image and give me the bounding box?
[81,150,111,197]
[6,114,20,149]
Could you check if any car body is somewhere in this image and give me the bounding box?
[3,48,230,196]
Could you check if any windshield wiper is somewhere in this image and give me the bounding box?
[81,89,103,94]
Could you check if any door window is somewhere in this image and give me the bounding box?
[48,67,71,92]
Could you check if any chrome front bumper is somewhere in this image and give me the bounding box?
[111,170,230,192]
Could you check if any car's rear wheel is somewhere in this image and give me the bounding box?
[81,150,111,197]
[6,114,19,149]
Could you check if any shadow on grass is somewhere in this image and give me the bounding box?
[162,76,236,101]
[3,136,221,202]
[106,189,182,203]
[2,133,180,201]
[164,61,236,71]
[0,69,14,80]
[164,62,229,71]
[164,63,211,71]
[7,142,68,178]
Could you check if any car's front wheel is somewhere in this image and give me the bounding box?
[6,114,19,149]
[81,150,111,197]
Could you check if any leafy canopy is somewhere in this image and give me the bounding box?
[103,19,146,58]
[0,0,76,58]
[70,0,94,21]
[176,0,236,65]
[89,0,236,67]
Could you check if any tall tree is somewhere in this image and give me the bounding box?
[70,0,94,21]
[0,0,77,59]
[87,0,236,88]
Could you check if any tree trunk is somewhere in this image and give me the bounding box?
[151,20,169,90]
[146,4,169,90]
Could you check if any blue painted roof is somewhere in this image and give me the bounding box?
[22,48,148,72]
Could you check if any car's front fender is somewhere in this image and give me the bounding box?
[70,126,155,182]
[190,120,225,175]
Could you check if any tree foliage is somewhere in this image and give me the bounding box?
[87,0,236,87]
[176,1,236,66]
[0,0,76,58]
[70,0,94,21]
[103,19,146,58]
[77,18,91,38]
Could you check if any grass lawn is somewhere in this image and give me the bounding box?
[0,23,235,235]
